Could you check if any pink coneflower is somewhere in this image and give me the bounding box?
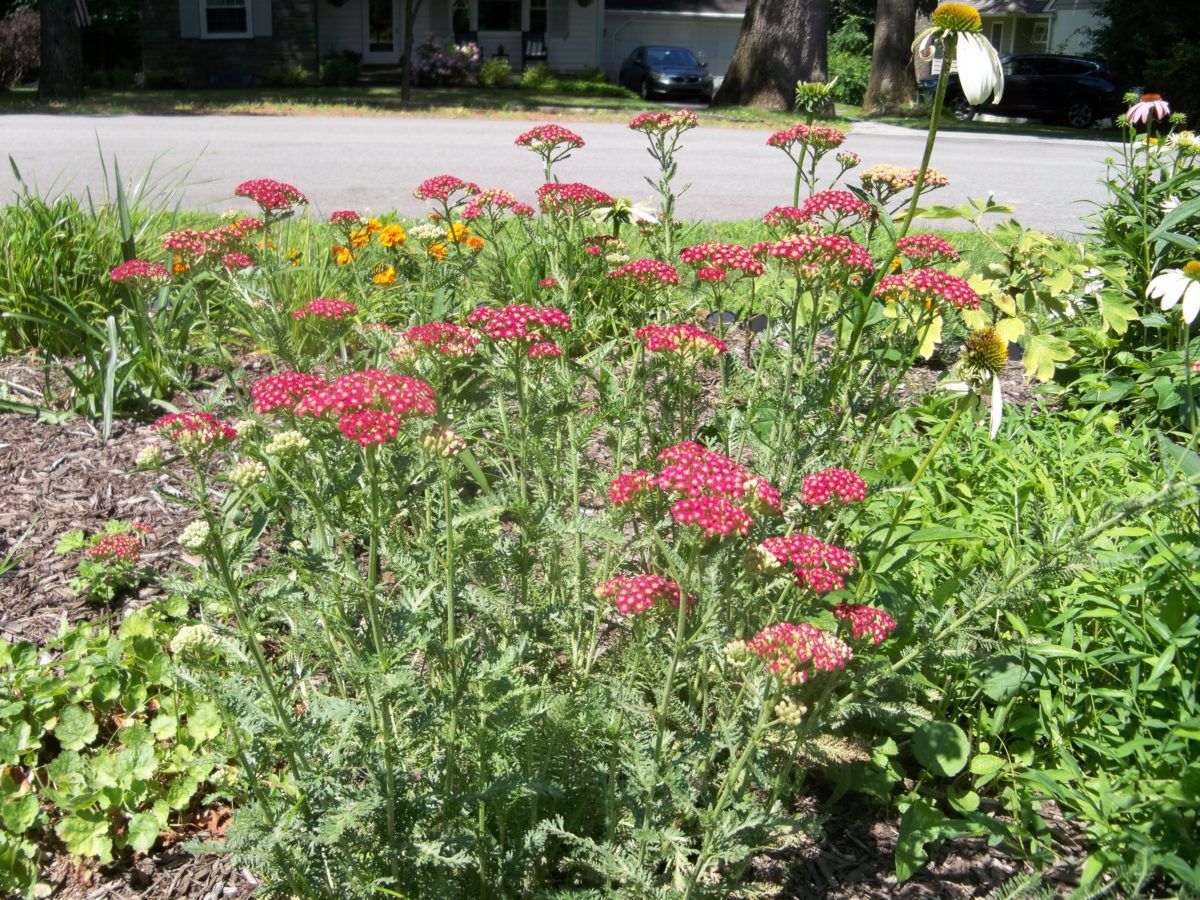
[1127,93,1170,125]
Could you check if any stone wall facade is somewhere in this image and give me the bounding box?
[141,0,319,87]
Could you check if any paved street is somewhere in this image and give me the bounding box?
[0,114,1115,233]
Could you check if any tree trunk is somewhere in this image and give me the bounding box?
[712,0,831,110]
[862,0,917,116]
[400,0,422,102]
[38,0,83,101]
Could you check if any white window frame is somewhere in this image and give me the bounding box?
[1031,20,1049,45]
[989,21,1005,52]
[200,0,253,39]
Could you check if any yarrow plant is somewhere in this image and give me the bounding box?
[767,124,850,202]
[516,123,585,181]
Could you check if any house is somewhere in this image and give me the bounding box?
[926,0,1101,75]
[139,0,745,87]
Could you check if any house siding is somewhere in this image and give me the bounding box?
[141,0,319,86]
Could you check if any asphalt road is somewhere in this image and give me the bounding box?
[0,114,1115,233]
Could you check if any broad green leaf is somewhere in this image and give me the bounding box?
[186,702,221,743]
[166,776,198,810]
[124,812,159,853]
[0,792,40,833]
[54,810,113,862]
[55,705,98,752]
[960,308,989,331]
[912,720,970,778]
[916,314,943,360]
[119,611,155,641]
[1022,332,1074,382]
[895,798,950,881]
[947,785,980,813]
[53,531,86,555]
[1097,290,1138,335]
[969,754,1006,776]
[1046,267,1073,296]
[974,655,1027,702]
[1158,431,1200,479]
[150,714,178,742]
[994,316,1025,343]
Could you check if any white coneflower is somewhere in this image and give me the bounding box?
[915,3,1004,106]
[1147,261,1200,325]
[943,328,1008,438]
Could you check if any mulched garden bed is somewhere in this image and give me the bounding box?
[1,358,1079,899]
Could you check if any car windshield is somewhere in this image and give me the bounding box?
[645,48,699,68]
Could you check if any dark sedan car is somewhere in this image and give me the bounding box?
[619,46,715,102]
[919,54,1121,128]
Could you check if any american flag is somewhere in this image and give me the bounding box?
[73,0,90,27]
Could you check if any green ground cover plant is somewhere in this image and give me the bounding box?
[1,11,1198,896]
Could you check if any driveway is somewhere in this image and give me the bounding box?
[0,114,1114,234]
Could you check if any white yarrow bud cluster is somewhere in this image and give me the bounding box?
[724,639,750,668]
[135,444,163,467]
[265,430,310,456]
[774,698,807,726]
[230,459,268,489]
[421,426,466,458]
[233,418,258,435]
[172,622,219,657]
[178,520,212,552]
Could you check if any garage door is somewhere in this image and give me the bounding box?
[605,15,742,81]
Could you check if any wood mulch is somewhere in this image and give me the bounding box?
[1,351,1084,899]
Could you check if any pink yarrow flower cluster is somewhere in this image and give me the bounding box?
[88,532,142,563]
[462,188,521,220]
[766,124,846,153]
[292,298,359,321]
[755,533,857,594]
[338,409,402,446]
[295,369,437,424]
[152,412,237,449]
[746,622,853,684]
[234,179,308,215]
[874,268,981,310]
[399,322,480,357]
[628,108,699,134]
[251,372,326,414]
[896,234,960,263]
[221,252,254,271]
[467,304,571,343]
[528,341,563,359]
[329,210,364,227]
[672,495,753,537]
[536,182,614,216]
[800,468,868,505]
[832,603,897,645]
[797,190,877,224]
[678,242,765,277]
[595,573,693,615]
[110,259,171,285]
[635,323,727,358]
[414,175,480,203]
[606,258,680,285]
[755,233,874,279]
[516,123,585,150]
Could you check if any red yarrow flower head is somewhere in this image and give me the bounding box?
[766,123,846,154]
[467,304,572,342]
[696,266,726,282]
[672,494,753,537]
[234,179,308,216]
[295,369,437,421]
[528,341,563,359]
[329,210,364,228]
[754,534,857,594]
[516,123,585,151]
[292,298,359,321]
[759,233,874,281]
[762,206,808,229]
[88,532,141,564]
[595,573,694,616]
[221,252,254,271]
[415,175,481,203]
[608,469,655,505]
[536,182,614,217]
[398,321,480,358]
[832,603,897,645]
[679,242,765,278]
[250,372,326,414]
[797,190,878,226]
[874,268,980,310]
[152,412,237,451]
[161,229,209,259]
[746,622,854,684]
[606,258,680,286]
[338,409,401,446]
[539,276,558,288]
[628,108,699,134]
[110,259,171,285]
[896,234,960,264]
[800,468,868,505]
[636,323,727,358]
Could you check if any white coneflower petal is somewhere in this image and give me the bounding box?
[989,374,1003,439]
[957,32,1003,105]
[1149,271,1185,308]
[1183,281,1200,324]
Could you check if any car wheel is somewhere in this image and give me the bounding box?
[639,79,651,100]
[1065,100,1094,129]
[948,95,975,121]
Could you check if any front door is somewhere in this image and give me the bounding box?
[363,0,401,64]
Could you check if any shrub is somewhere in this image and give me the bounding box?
[0,11,38,89]
[412,34,480,87]
[320,50,361,86]
[521,61,553,88]
[142,67,186,89]
[265,64,312,87]
[828,17,871,106]
[478,55,512,88]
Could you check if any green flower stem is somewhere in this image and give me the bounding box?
[443,461,460,794]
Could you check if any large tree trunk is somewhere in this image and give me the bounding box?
[712,0,830,110]
[400,0,422,102]
[38,0,83,101]
[862,0,917,115]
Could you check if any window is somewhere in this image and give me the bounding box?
[989,21,1003,50]
[1031,21,1048,45]
[202,0,251,37]
[479,0,520,30]
[452,0,471,35]
[529,0,547,34]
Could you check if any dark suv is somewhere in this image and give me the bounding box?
[919,54,1121,128]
